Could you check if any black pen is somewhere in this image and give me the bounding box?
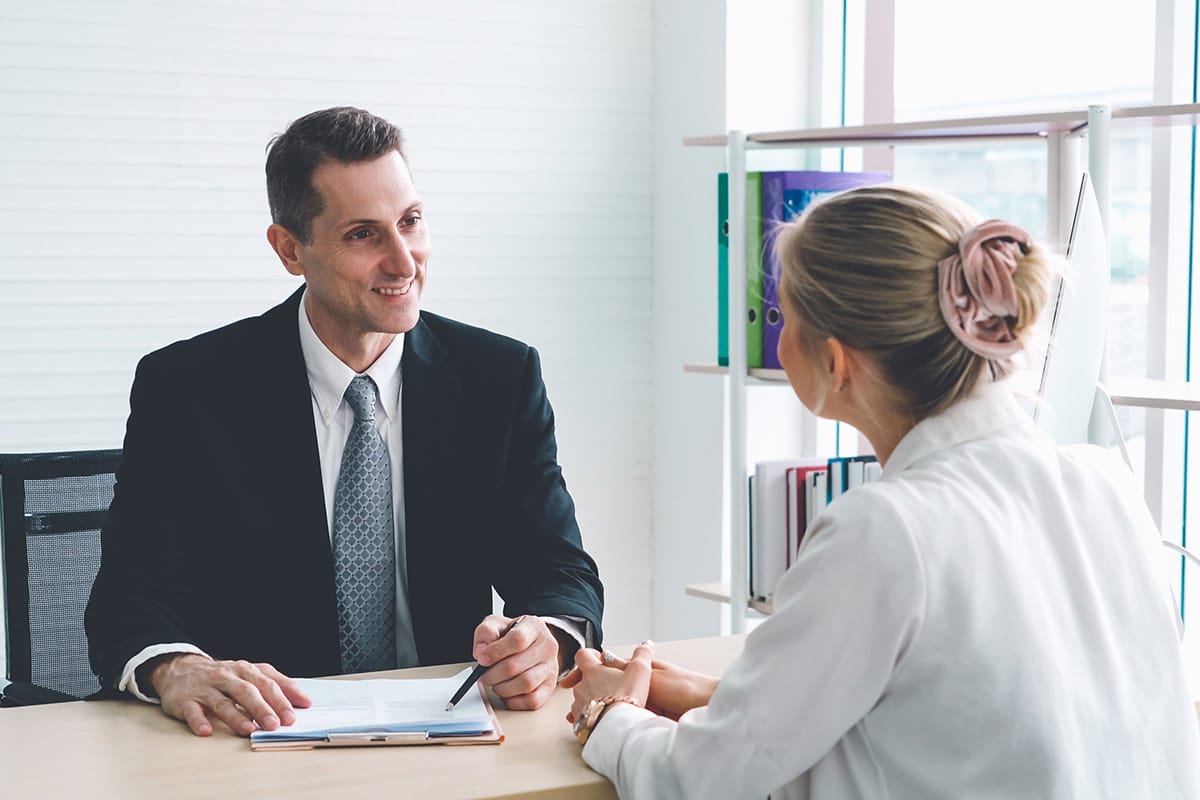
[445,615,526,711]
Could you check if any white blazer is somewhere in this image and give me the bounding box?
[585,382,1200,799]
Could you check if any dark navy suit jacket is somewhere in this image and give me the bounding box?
[86,287,603,690]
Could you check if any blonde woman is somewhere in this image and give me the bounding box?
[566,185,1200,799]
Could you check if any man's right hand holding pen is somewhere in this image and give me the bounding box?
[471,614,563,710]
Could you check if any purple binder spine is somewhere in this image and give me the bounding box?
[759,171,890,369]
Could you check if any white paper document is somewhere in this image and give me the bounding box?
[250,667,497,747]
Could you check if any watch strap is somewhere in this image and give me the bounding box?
[575,694,640,745]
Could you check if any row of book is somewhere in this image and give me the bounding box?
[717,170,889,369]
[749,454,881,601]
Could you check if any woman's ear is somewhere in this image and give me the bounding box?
[826,337,850,392]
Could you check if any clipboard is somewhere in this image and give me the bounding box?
[249,670,505,751]
[249,698,503,750]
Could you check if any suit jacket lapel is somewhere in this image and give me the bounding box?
[245,289,340,648]
[402,316,461,658]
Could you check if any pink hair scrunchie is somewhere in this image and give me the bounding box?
[936,219,1032,360]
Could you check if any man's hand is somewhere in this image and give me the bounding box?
[562,647,718,722]
[472,615,560,710]
[145,653,312,737]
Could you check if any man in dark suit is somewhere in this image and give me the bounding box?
[85,106,604,738]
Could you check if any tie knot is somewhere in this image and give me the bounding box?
[343,376,379,422]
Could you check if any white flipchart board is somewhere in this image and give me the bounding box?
[1034,175,1110,445]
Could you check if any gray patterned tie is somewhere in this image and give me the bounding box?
[333,375,397,674]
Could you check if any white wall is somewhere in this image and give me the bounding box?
[649,1,818,639]
[649,0,728,639]
[0,0,653,648]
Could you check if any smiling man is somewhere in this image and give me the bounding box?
[85,107,604,737]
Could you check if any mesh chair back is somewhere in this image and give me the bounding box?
[1,450,120,701]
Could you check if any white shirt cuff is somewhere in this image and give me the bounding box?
[542,615,592,677]
[581,701,667,775]
[119,643,211,704]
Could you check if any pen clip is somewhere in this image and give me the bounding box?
[327,731,431,743]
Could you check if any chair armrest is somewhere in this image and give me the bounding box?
[0,680,79,706]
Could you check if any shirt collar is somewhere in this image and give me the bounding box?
[297,291,405,425]
[883,380,1030,477]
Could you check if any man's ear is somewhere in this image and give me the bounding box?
[266,223,305,277]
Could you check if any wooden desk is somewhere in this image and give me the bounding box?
[0,635,745,800]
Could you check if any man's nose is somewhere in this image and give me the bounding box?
[381,232,417,276]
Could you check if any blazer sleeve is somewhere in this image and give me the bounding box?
[85,352,204,691]
[489,346,605,645]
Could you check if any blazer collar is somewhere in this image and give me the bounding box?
[246,286,338,600]
[403,314,449,369]
[399,314,460,659]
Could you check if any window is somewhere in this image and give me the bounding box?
[884,0,1199,628]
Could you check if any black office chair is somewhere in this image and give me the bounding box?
[0,449,120,705]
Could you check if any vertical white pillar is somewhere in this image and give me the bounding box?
[1087,105,1112,234]
[727,131,748,634]
[861,0,895,175]
[1047,130,1084,249]
[1086,104,1112,447]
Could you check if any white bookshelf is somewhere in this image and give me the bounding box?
[685,364,1200,413]
[683,103,1200,148]
[1106,377,1200,412]
[684,102,1200,624]
[685,581,774,615]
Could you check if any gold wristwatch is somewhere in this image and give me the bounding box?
[573,694,639,745]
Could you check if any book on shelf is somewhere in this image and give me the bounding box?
[806,469,828,531]
[826,454,879,503]
[759,170,890,369]
[747,472,756,594]
[750,459,801,600]
[749,453,879,602]
[716,171,765,367]
[717,172,728,366]
[786,463,829,569]
[746,171,764,368]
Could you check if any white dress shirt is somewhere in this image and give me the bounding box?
[118,295,585,700]
[584,382,1200,799]
[295,300,588,670]
[296,295,420,667]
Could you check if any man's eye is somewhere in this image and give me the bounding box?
[348,229,371,240]
[402,214,423,227]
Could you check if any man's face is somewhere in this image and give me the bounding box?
[288,150,430,358]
